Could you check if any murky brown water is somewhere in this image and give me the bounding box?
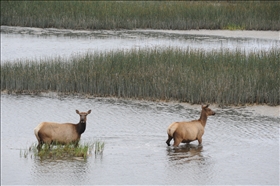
[1,94,279,185]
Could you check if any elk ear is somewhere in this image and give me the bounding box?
[87,110,91,114]
[202,104,209,108]
[76,110,80,114]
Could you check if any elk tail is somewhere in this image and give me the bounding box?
[167,122,178,137]
[34,123,43,142]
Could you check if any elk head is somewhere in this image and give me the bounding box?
[76,110,91,124]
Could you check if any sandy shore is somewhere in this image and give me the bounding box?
[176,102,279,118]
[137,29,280,40]
[1,25,279,40]
[2,90,279,118]
[244,105,280,118]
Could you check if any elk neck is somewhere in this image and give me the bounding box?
[75,120,86,135]
[198,110,208,127]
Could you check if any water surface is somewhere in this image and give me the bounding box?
[1,26,279,62]
[1,94,279,185]
[1,26,279,185]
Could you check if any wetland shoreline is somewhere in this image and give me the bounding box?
[1,1,279,184]
[1,25,279,40]
[1,26,279,107]
[2,47,279,106]
[1,91,279,118]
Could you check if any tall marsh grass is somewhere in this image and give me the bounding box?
[1,1,279,30]
[1,48,279,106]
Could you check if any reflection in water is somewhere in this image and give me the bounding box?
[1,26,279,185]
[1,94,279,185]
[31,159,90,185]
[167,144,204,163]
[165,144,215,185]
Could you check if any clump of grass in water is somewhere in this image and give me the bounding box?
[20,142,37,159]
[20,148,30,159]
[20,141,104,160]
[94,141,105,155]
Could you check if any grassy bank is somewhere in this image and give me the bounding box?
[1,1,279,30]
[1,48,279,106]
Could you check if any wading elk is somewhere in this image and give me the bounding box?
[34,110,91,149]
[166,105,215,147]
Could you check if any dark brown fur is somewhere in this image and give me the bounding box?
[166,105,215,147]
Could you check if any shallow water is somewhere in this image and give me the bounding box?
[1,94,279,185]
[1,26,279,62]
[1,26,279,184]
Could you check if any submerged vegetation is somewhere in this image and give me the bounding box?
[20,141,105,160]
[1,1,279,30]
[1,48,279,106]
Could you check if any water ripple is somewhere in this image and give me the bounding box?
[1,94,279,185]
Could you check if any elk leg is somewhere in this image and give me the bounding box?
[37,142,43,151]
[198,138,202,145]
[173,137,182,147]
[166,135,173,146]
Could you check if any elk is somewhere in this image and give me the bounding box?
[166,105,215,147]
[34,110,91,149]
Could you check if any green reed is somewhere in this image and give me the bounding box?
[20,141,104,160]
[2,48,279,106]
[1,1,279,30]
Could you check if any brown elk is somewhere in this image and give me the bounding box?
[166,105,215,147]
[34,110,91,149]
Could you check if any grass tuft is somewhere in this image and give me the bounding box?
[94,141,105,155]
[20,141,105,160]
